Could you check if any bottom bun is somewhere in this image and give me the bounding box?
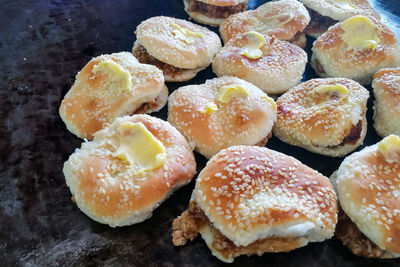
[335,206,400,259]
[303,117,367,157]
[134,85,169,114]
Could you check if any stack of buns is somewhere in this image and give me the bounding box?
[58,1,400,263]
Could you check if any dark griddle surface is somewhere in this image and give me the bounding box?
[0,0,399,266]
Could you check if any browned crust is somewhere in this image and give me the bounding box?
[254,131,272,147]
[132,44,189,78]
[172,201,208,246]
[304,7,336,38]
[185,0,247,19]
[336,206,388,258]
[289,32,307,49]
[134,86,168,114]
[312,57,326,74]
[172,201,303,260]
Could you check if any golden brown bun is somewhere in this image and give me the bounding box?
[311,16,400,85]
[168,76,277,159]
[59,52,165,140]
[135,16,221,69]
[273,78,369,157]
[212,33,307,94]
[219,0,310,44]
[63,114,196,227]
[300,0,380,22]
[331,137,400,257]
[191,145,337,262]
[372,68,400,137]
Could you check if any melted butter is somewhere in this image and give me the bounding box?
[313,84,349,97]
[171,23,203,45]
[241,31,266,59]
[261,94,277,111]
[115,122,166,173]
[92,59,132,93]
[378,135,400,163]
[200,102,218,115]
[341,16,380,50]
[330,0,358,10]
[217,84,248,104]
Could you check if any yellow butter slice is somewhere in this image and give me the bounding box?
[241,31,266,59]
[200,102,218,115]
[261,94,277,111]
[341,15,380,50]
[92,59,132,93]
[378,135,400,163]
[313,84,349,97]
[115,122,166,173]
[171,23,203,45]
[330,0,358,10]
[217,84,248,104]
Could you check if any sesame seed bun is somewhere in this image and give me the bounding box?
[300,0,380,22]
[63,114,196,227]
[219,0,310,44]
[311,16,400,85]
[373,68,400,138]
[173,145,337,262]
[134,16,221,70]
[183,0,249,27]
[212,33,307,94]
[331,136,400,258]
[197,0,248,6]
[132,42,207,82]
[59,52,166,140]
[273,78,369,157]
[168,76,277,159]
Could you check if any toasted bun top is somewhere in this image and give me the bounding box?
[220,0,310,43]
[197,0,248,6]
[212,32,307,94]
[373,68,400,122]
[135,16,221,69]
[274,78,369,147]
[193,145,337,247]
[63,114,196,227]
[312,16,400,84]
[300,0,380,21]
[59,52,164,140]
[168,76,277,159]
[333,135,400,254]
[373,68,400,96]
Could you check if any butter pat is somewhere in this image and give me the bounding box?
[115,122,166,173]
[261,94,277,111]
[92,59,132,93]
[330,0,358,10]
[171,23,203,45]
[200,102,218,115]
[241,31,266,59]
[378,135,400,163]
[217,84,248,103]
[313,84,349,97]
[341,16,380,50]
